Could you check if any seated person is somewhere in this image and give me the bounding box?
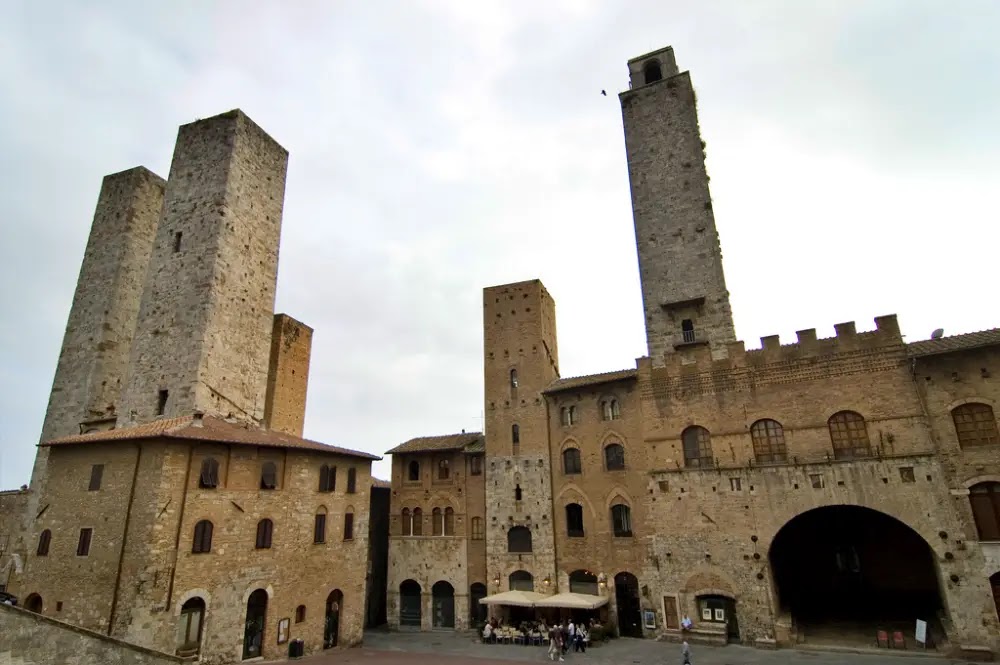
[681,614,693,630]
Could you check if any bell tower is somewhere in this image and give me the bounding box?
[620,46,736,364]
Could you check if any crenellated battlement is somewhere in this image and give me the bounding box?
[638,315,905,380]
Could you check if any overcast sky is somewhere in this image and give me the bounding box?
[1,1,998,487]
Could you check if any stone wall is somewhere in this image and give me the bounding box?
[0,603,186,665]
[387,536,468,630]
[620,47,736,363]
[263,314,312,437]
[29,167,165,518]
[118,110,288,427]
[0,489,30,593]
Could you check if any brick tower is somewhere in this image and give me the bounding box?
[482,280,559,596]
[28,167,165,514]
[117,110,289,426]
[620,46,736,364]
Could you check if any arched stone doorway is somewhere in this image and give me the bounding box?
[769,506,944,643]
[399,580,421,627]
[324,589,343,648]
[991,572,1000,622]
[177,597,206,656]
[24,593,42,613]
[614,572,642,638]
[432,581,455,628]
[470,583,487,625]
[242,589,268,660]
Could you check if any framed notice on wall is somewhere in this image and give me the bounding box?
[643,610,656,629]
[277,617,289,645]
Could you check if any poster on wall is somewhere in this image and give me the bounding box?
[701,608,712,621]
[643,610,656,629]
[277,618,290,645]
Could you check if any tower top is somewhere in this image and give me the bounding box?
[625,46,680,90]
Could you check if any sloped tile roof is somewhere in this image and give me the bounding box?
[385,432,483,455]
[463,438,486,454]
[544,368,637,394]
[907,329,1000,357]
[43,415,380,460]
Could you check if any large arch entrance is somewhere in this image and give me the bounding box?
[399,580,422,627]
[769,506,944,645]
[432,581,455,628]
[242,589,268,660]
[614,572,642,638]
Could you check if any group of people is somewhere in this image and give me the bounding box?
[546,619,594,661]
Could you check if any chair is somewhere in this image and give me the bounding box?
[876,630,889,648]
[892,631,905,649]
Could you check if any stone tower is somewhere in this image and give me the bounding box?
[118,110,289,426]
[482,280,559,595]
[29,167,165,512]
[620,46,736,364]
[263,313,313,437]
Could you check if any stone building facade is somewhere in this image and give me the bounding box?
[383,45,1000,658]
[4,109,382,664]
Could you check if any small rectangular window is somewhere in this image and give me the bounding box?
[314,514,326,544]
[899,466,916,483]
[729,477,742,491]
[346,468,357,493]
[77,528,93,556]
[470,455,482,476]
[88,464,104,491]
[156,389,168,416]
[344,513,354,540]
[810,474,824,489]
[173,231,183,253]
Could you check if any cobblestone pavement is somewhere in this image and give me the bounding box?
[286,630,977,665]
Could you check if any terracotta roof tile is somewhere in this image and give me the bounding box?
[908,329,1000,357]
[544,368,637,394]
[385,432,483,455]
[43,415,380,461]
[463,438,486,454]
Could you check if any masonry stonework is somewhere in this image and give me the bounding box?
[263,314,313,437]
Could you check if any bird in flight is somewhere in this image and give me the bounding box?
[601,90,607,96]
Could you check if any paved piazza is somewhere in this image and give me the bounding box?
[287,630,976,664]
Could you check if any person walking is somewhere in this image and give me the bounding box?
[548,626,564,662]
[682,640,692,665]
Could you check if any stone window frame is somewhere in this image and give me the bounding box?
[199,457,220,489]
[406,459,421,482]
[750,419,787,464]
[682,426,713,468]
[507,525,532,553]
[604,442,626,471]
[952,402,999,448]
[260,461,278,490]
[562,446,582,475]
[560,405,578,427]
[346,467,358,493]
[314,507,328,544]
[828,411,872,459]
[343,509,355,541]
[610,503,633,538]
[255,518,274,549]
[509,570,534,591]
[565,503,585,537]
[600,397,621,421]
[318,464,336,492]
[471,516,484,540]
[36,529,51,557]
[192,519,213,554]
[434,458,451,482]
[295,605,306,623]
[76,527,93,557]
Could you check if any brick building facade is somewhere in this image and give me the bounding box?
[384,46,1000,658]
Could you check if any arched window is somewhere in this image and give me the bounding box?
[192,520,213,553]
[437,459,450,480]
[36,529,51,556]
[471,517,483,540]
[510,368,518,388]
[751,419,787,463]
[444,507,455,536]
[604,442,626,470]
[611,503,632,537]
[260,461,277,490]
[314,508,327,544]
[515,484,523,501]
[346,467,357,493]
[601,399,621,421]
[828,411,871,459]
[569,569,598,595]
[509,570,534,591]
[177,597,205,655]
[401,508,412,536]
[563,447,581,474]
[295,605,306,623]
[969,482,1000,541]
[643,60,663,84]
[433,508,444,536]
[682,426,713,467]
[343,511,354,540]
[507,525,532,552]
[199,458,219,489]
[566,503,584,537]
[255,518,273,549]
[412,508,423,536]
[318,464,336,492]
[952,403,999,447]
[407,460,420,481]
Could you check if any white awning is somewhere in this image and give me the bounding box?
[534,592,609,610]
[479,590,546,607]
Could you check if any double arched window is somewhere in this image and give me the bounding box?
[750,419,786,463]
[601,399,621,421]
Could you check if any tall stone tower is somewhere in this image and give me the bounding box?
[29,167,165,511]
[620,46,736,364]
[118,110,288,426]
[483,280,559,595]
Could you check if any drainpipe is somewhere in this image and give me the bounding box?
[165,442,194,612]
[108,442,143,635]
